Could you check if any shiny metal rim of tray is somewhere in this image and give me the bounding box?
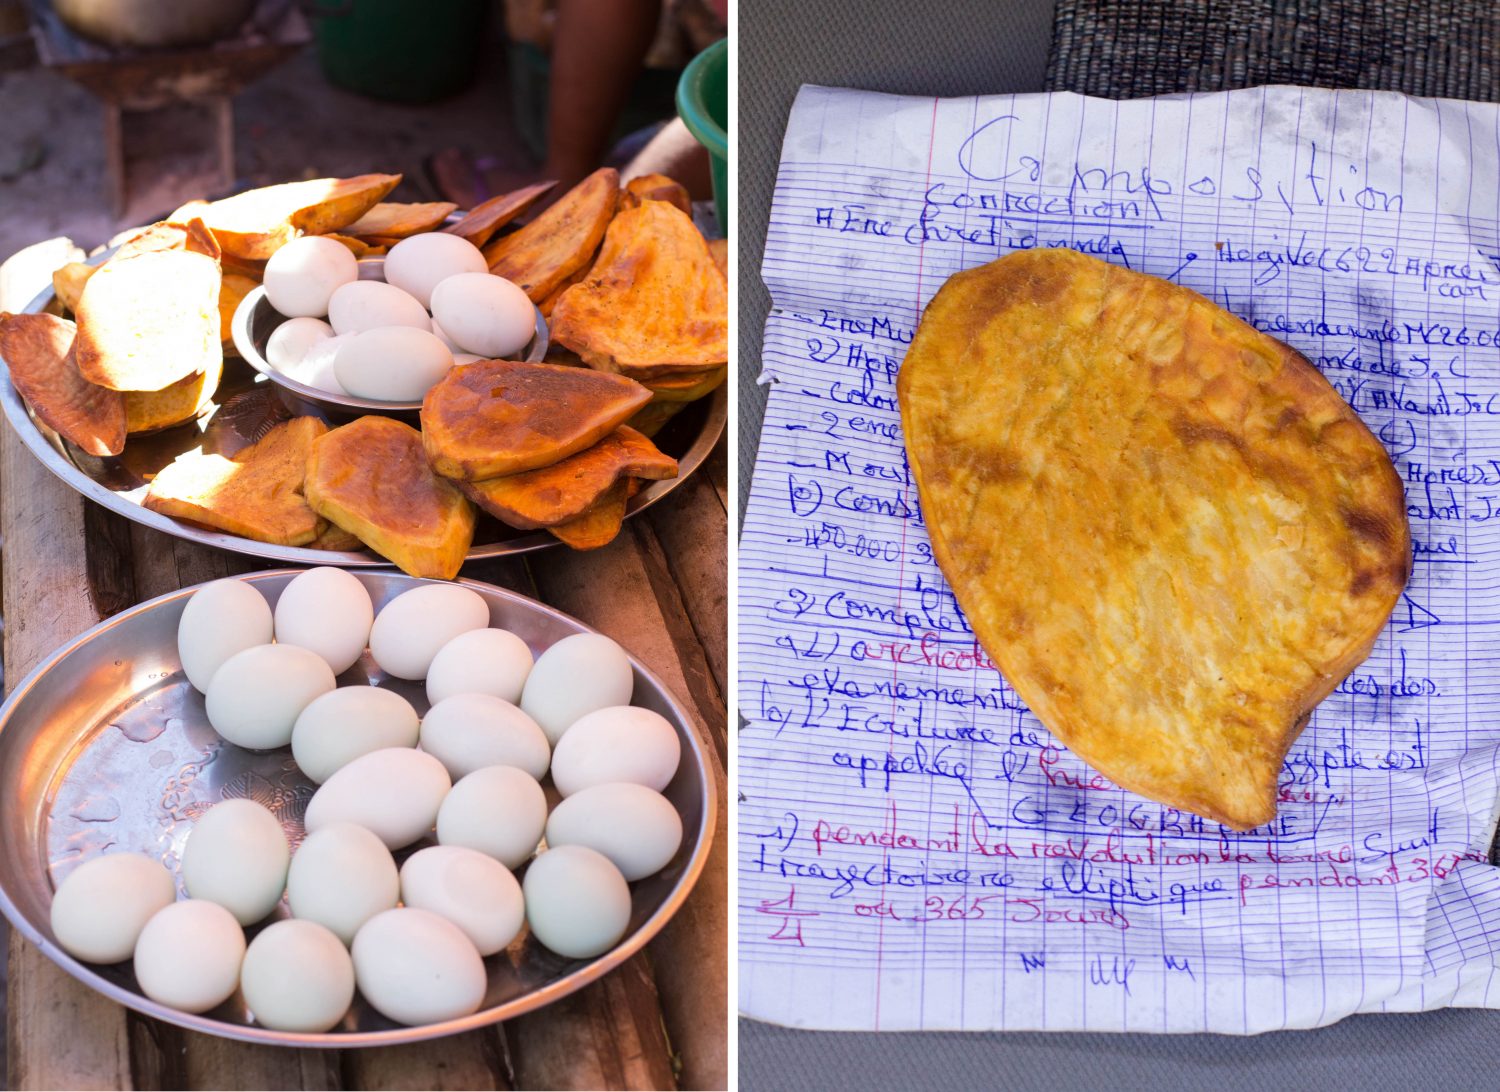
[0,570,717,1047]
[0,257,725,568]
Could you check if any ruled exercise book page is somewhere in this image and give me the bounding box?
[738,84,1500,1033]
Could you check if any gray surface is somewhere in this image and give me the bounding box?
[736,0,1500,1086]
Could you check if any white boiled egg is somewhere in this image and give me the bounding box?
[241,919,354,1032]
[520,633,634,744]
[181,798,290,925]
[205,643,336,750]
[266,317,334,371]
[274,566,375,674]
[177,578,273,693]
[420,693,549,781]
[292,686,420,783]
[549,706,680,797]
[304,748,451,850]
[369,583,490,679]
[133,900,246,1013]
[384,232,488,309]
[429,272,534,358]
[281,332,349,393]
[327,280,429,335]
[399,845,524,956]
[544,782,683,881]
[426,627,534,705]
[286,822,399,945]
[50,852,175,963]
[522,845,631,959]
[436,765,546,869]
[352,908,486,1025]
[263,236,357,318]
[333,326,453,402]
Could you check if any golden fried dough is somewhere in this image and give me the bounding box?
[74,249,221,392]
[484,168,618,301]
[343,202,457,239]
[460,425,676,529]
[899,248,1409,830]
[621,173,692,215]
[0,312,125,456]
[443,181,555,247]
[143,417,327,545]
[550,201,727,379]
[197,173,401,260]
[305,416,475,579]
[421,358,650,480]
[547,480,630,549]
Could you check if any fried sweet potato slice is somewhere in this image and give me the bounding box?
[547,479,629,549]
[900,248,1410,830]
[421,358,650,480]
[143,417,328,545]
[625,400,686,438]
[535,263,590,319]
[443,181,555,247]
[114,218,222,263]
[308,522,364,551]
[707,237,728,279]
[0,312,125,456]
[641,365,725,403]
[52,262,96,314]
[306,416,475,579]
[460,425,676,529]
[219,272,258,346]
[621,173,692,215]
[74,249,221,392]
[198,174,401,260]
[343,201,457,239]
[323,233,386,258]
[484,168,618,301]
[124,356,222,434]
[550,201,727,379]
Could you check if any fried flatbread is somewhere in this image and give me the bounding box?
[550,201,727,379]
[198,173,401,260]
[74,249,221,392]
[143,417,327,545]
[621,173,692,215]
[484,168,618,301]
[899,248,1410,830]
[443,181,555,247]
[343,202,457,239]
[0,312,125,456]
[460,425,676,529]
[305,416,475,579]
[421,358,650,480]
[546,480,630,549]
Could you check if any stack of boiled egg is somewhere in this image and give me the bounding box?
[47,570,686,1033]
[261,233,536,402]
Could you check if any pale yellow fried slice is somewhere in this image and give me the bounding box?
[343,202,457,239]
[421,358,651,480]
[621,173,692,215]
[219,272,258,346]
[443,181,555,247]
[899,248,1410,830]
[546,479,629,549]
[52,262,96,313]
[640,365,725,403]
[123,356,222,434]
[305,416,475,579]
[74,249,221,392]
[460,425,676,529]
[197,174,402,260]
[550,201,727,379]
[143,417,328,545]
[0,312,125,456]
[484,168,618,301]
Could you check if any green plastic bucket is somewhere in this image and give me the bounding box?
[312,0,488,104]
[676,39,728,232]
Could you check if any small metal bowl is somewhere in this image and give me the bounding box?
[232,257,550,422]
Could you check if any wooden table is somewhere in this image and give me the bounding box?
[0,251,728,1091]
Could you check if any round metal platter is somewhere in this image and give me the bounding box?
[0,255,726,568]
[0,570,716,1047]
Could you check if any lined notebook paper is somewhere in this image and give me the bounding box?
[739,85,1500,1034]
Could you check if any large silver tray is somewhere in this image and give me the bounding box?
[0,259,726,567]
[0,571,716,1047]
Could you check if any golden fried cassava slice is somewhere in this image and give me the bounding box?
[52,261,96,313]
[546,479,630,549]
[74,249,221,392]
[550,201,727,379]
[197,173,401,260]
[621,173,692,215]
[899,248,1410,831]
[484,167,618,301]
[443,181,555,247]
[343,202,457,239]
[143,417,327,545]
[0,312,125,456]
[123,357,222,434]
[421,358,650,480]
[305,416,475,579]
[460,425,676,529]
